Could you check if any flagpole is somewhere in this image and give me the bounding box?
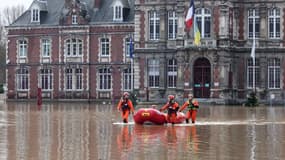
[129,36,134,92]
[252,30,255,93]
[253,49,255,93]
[132,56,134,92]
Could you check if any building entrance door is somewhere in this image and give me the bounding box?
[193,58,211,98]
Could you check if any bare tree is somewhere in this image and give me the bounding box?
[0,4,26,84]
[2,5,25,25]
[0,5,25,43]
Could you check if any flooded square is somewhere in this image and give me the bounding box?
[0,102,285,160]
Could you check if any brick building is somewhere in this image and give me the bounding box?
[6,0,285,104]
[6,0,134,100]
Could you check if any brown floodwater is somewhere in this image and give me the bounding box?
[0,101,285,160]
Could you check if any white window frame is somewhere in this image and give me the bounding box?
[125,38,131,58]
[99,68,112,90]
[268,58,280,89]
[100,38,110,57]
[31,8,40,22]
[40,68,52,91]
[72,15,78,24]
[18,40,27,58]
[248,9,260,38]
[113,5,123,21]
[148,59,160,88]
[65,38,83,57]
[168,11,178,40]
[41,39,51,57]
[247,58,260,89]
[123,68,132,91]
[149,11,160,40]
[167,59,177,88]
[268,8,280,39]
[65,68,73,90]
[64,67,83,91]
[195,8,211,38]
[16,68,29,91]
[75,68,83,90]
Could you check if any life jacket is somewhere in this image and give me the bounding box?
[187,100,199,110]
[167,102,178,115]
[121,99,130,111]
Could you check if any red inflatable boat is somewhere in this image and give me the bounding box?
[133,108,186,125]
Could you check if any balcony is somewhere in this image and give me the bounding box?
[185,39,217,49]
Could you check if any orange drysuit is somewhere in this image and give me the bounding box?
[160,102,179,123]
[179,99,199,123]
[117,98,135,123]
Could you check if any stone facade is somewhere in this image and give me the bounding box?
[133,0,285,104]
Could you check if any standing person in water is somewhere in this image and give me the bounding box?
[179,94,199,123]
[159,95,179,124]
[117,92,135,123]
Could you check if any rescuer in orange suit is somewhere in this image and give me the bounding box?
[117,92,135,123]
[179,93,199,123]
[159,95,179,124]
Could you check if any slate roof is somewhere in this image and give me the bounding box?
[10,0,134,27]
[28,0,48,11]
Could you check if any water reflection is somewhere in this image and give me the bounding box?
[1,103,285,160]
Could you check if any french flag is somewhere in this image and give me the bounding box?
[185,0,195,30]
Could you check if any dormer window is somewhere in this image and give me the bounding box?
[72,15,78,24]
[113,5,123,21]
[31,9,40,22]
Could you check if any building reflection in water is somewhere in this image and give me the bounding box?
[0,105,7,160]
[3,103,285,160]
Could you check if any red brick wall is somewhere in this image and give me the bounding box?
[139,11,145,48]
[111,34,124,98]
[213,6,220,38]
[238,7,244,40]
[7,24,134,99]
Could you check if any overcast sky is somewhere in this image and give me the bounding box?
[0,0,33,10]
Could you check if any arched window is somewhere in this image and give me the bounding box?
[31,8,40,22]
[99,68,112,90]
[195,8,211,38]
[65,38,83,56]
[41,39,51,57]
[40,68,52,90]
[100,38,110,57]
[64,67,83,90]
[16,68,29,90]
[18,39,27,57]
[113,5,123,21]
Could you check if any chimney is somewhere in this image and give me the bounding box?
[94,0,101,10]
